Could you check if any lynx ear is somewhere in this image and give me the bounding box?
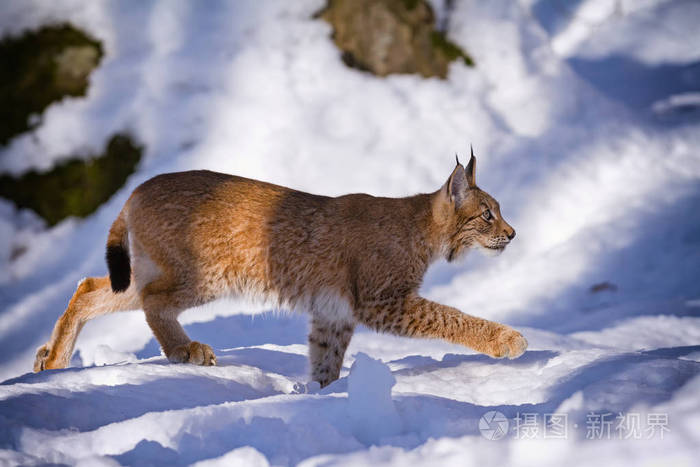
[466,146,476,188]
[446,162,469,206]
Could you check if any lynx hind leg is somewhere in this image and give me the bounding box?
[34,276,141,372]
[33,344,51,373]
[141,289,216,366]
[168,340,216,366]
[308,317,354,387]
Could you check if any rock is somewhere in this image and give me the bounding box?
[0,24,103,146]
[318,0,473,78]
[0,134,143,226]
[590,282,618,293]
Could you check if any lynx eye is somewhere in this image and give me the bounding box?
[483,209,492,221]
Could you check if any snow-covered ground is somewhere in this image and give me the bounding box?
[1,0,699,465]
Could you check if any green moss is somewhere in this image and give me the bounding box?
[0,134,142,226]
[400,0,420,10]
[0,24,103,146]
[430,30,474,67]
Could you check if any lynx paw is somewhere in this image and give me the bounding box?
[488,327,528,359]
[168,341,217,366]
[33,344,51,372]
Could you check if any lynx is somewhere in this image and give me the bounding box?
[34,151,527,387]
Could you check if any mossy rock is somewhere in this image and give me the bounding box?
[0,23,103,146]
[0,134,142,226]
[318,0,473,78]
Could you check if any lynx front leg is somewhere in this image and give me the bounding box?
[308,317,354,387]
[362,295,527,359]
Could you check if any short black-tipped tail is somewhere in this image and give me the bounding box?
[106,208,131,293]
[106,245,130,292]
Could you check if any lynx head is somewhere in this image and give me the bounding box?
[435,149,515,262]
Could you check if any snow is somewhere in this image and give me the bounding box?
[347,353,401,445]
[1,0,699,465]
[192,446,270,467]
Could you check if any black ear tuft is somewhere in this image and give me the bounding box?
[465,148,476,187]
